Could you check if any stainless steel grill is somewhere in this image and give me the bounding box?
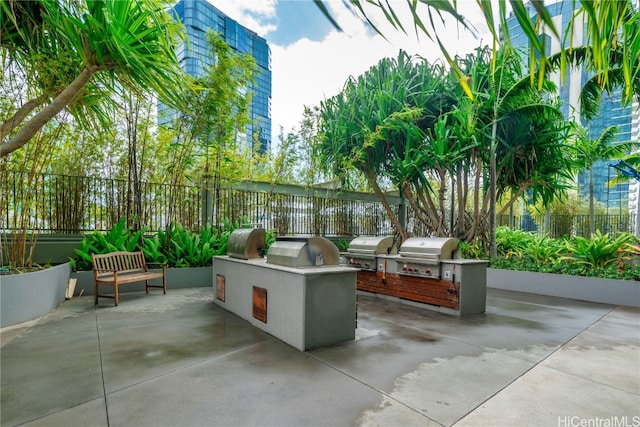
[339,236,396,271]
[266,236,339,268]
[396,237,460,279]
[227,228,266,260]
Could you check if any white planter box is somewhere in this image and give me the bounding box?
[1,263,71,328]
[487,268,640,307]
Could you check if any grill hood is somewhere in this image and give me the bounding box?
[227,228,266,260]
[399,237,460,260]
[267,236,339,268]
[347,236,397,255]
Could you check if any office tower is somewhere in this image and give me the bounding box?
[161,0,272,154]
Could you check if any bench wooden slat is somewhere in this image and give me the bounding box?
[95,271,164,284]
[92,251,166,306]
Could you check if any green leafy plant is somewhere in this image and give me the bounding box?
[264,229,277,253]
[459,239,487,259]
[335,239,351,252]
[562,231,636,270]
[72,218,264,270]
[522,234,566,265]
[495,227,535,259]
[488,229,639,280]
[159,223,224,268]
[71,219,146,271]
[140,233,168,265]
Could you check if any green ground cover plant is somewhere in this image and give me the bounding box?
[71,218,276,271]
[474,226,640,280]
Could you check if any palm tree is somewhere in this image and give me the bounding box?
[314,1,617,257]
[0,0,186,156]
[318,48,571,248]
[608,155,640,236]
[548,43,640,123]
[318,51,442,243]
[467,47,572,256]
[570,125,636,236]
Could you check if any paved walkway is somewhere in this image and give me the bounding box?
[1,287,638,427]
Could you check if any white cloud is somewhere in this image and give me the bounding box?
[207,0,277,36]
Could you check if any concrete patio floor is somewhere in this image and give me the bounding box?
[1,286,638,427]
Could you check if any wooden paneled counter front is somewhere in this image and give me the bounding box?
[357,270,460,309]
[357,258,488,316]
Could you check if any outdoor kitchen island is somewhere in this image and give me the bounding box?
[345,237,489,317]
[213,232,357,351]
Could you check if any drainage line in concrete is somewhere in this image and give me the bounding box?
[94,308,110,426]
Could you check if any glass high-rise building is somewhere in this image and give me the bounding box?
[161,0,272,154]
[505,1,638,210]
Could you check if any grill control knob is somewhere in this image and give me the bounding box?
[364,263,369,268]
[425,269,430,274]
[402,264,407,271]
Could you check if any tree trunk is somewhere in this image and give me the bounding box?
[364,171,408,244]
[415,183,441,233]
[489,120,498,259]
[126,93,141,231]
[401,181,431,232]
[0,92,54,141]
[464,157,483,242]
[589,166,595,237]
[1,67,98,157]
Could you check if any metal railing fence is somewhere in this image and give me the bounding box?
[0,171,400,236]
[496,213,637,238]
[1,171,636,238]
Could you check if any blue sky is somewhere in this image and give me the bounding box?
[208,1,487,148]
[267,1,335,45]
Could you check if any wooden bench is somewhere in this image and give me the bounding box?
[92,251,166,306]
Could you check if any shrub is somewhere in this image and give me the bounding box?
[562,231,636,270]
[488,229,639,280]
[71,219,146,271]
[71,218,277,270]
